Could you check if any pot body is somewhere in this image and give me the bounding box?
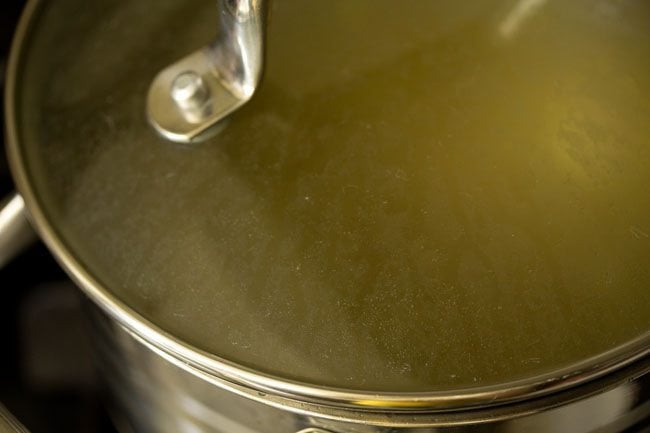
[87,302,649,433]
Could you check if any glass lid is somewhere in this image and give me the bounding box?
[9,0,650,394]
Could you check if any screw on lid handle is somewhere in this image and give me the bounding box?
[146,0,268,143]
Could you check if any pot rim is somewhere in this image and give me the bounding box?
[6,0,650,413]
[104,315,650,427]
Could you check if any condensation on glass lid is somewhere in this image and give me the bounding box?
[16,0,650,392]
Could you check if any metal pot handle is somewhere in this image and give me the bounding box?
[0,193,37,268]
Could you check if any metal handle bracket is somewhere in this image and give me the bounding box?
[147,0,267,143]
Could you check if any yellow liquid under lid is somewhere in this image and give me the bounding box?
[18,0,650,392]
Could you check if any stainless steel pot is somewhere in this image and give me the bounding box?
[2,0,649,432]
[90,304,650,433]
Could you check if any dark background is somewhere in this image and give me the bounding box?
[1,1,116,431]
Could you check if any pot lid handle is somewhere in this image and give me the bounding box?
[146,0,268,143]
